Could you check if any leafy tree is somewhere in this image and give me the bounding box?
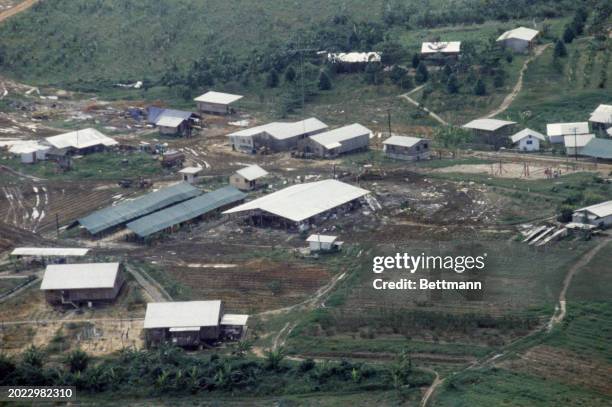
[284,66,296,83]
[563,26,575,43]
[264,347,285,371]
[400,75,414,90]
[0,354,16,383]
[554,40,567,58]
[473,78,486,95]
[415,62,428,84]
[66,349,89,373]
[380,40,405,65]
[318,70,332,90]
[557,206,574,223]
[442,64,452,78]
[446,73,459,94]
[266,69,279,88]
[22,346,43,368]
[389,349,412,390]
[411,53,420,69]
[364,62,384,85]
[389,65,407,84]
[493,71,505,88]
[434,126,473,148]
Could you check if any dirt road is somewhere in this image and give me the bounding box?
[0,0,37,23]
[547,238,610,331]
[486,44,550,118]
[398,85,449,125]
[420,368,443,407]
[124,263,171,302]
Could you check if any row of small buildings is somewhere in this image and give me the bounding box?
[228,117,432,160]
[462,103,612,158]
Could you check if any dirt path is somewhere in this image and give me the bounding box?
[422,237,610,406]
[486,44,550,118]
[0,316,143,326]
[547,238,610,331]
[420,368,442,407]
[257,271,347,318]
[124,263,171,302]
[398,85,449,125]
[0,0,38,23]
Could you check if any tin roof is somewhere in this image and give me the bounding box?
[228,118,328,141]
[223,179,369,222]
[45,128,118,150]
[41,262,120,290]
[497,27,539,42]
[383,135,427,147]
[306,234,338,243]
[236,164,268,181]
[575,201,612,218]
[546,122,590,137]
[220,314,249,326]
[144,301,222,329]
[462,119,516,131]
[309,123,371,149]
[581,138,612,159]
[421,41,461,54]
[126,186,245,238]
[510,128,546,143]
[79,182,201,234]
[589,104,612,124]
[11,247,89,257]
[194,91,243,105]
[563,134,595,148]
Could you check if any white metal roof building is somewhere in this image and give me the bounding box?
[497,27,539,53]
[497,27,539,42]
[563,134,595,148]
[383,135,431,160]
[45,128,118,151]
[573,201,612,227]
[223,179,370,224]
[41,263,120,290]
[144,301,222,329]
[194,91,243,105]
[563,134,595,156]
[307,123,371,157]
[194,91,243,115]
[179,166,203,175]
[236,164,268,181]
[589,104,612,127]
[546,122,590,143]
[228,118,328,153]
[383,135,425,148]
[510,128,545,151]
[11,247,89,257]
[510,128,546,143]
[220,314,249,326]
[421,41,461,54]
[327,52,381,63]
[306,234,338,243]
[463,119,516,131]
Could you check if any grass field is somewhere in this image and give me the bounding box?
[0,151,164,181]
[505,36,611,131]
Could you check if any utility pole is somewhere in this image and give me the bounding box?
[574,128,578,161]
[387,109,392,137]
[55,213,60,239]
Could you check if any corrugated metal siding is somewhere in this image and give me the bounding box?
[79,183,202,234]
[126,186,246,237]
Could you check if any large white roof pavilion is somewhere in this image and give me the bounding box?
[223,179,369,223]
